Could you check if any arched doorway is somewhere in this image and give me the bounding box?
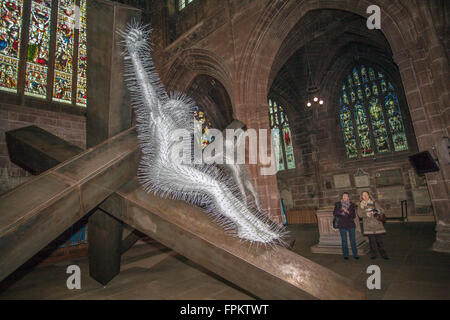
[186,74,234,131]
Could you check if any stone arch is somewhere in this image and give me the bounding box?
[164,48,233,101]
[234,1,422,223]
[322,48,419,162]
[322,44,406,118]
[237,0,420,108]
[267,11,392,92]
[186,74,234,131]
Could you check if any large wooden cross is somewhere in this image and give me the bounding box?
[0,0,364,300]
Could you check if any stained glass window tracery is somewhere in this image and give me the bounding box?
[339,65,409,159]
[0,0,87,107]
[25,0,52,98]
[0,0,23,93]
[52,0,75,103]
[269,99,295,171]
[76,0,86,106]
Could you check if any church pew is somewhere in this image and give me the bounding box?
[286,208,318,224]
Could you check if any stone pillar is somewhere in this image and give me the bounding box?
[393,44,450,254]
[238,103,282,224]
[311,206,369,255]
[86,0,141,285]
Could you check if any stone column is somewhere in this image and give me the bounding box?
[311,206,368,255]
[393,44,450,254]
[86,0,141,285]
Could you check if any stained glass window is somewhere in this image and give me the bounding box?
[194,106,214,149]
[269,99,296,171]
[354,103,374,157]
[0,0,23,93]
[339,65,409,159]
[1,0,87,107]
[368,97,390,154]
[76,0,86,106]
[385,92,409,152]
[53,0,75,103]
[179,0,195,11]
[25,0,52,98]
[339,103,358,159]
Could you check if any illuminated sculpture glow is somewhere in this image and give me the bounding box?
[118,23,286,245]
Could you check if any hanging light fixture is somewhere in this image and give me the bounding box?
[304,40,325,109]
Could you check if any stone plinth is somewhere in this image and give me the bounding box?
[311,206,369,255]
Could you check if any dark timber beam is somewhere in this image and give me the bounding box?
[5,125,83,175]
[0,127,139,282]
[5,125,143,256]
[86,0,141,285]
[87,208,123,285]
[100,179,366,300]
[120,228,144,254]
[86,0,139,147]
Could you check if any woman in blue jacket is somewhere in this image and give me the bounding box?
[333,192,359,260]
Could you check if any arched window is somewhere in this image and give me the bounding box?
[339,65,408,159]
[0,0,87,107]
[178,0,195,11]
[269,99,295,171]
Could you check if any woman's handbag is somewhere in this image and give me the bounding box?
[333,215,340,229]
[374,210,387,223]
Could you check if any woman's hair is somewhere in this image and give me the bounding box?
[342,192,349,198]
[360,191,374,202]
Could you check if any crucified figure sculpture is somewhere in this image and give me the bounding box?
[118,22,286,246]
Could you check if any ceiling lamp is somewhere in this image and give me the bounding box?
[304,43,325,109]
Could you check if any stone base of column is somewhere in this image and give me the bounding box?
[432,222,450,254]
[311,206,369,255]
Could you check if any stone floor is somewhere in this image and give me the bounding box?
[0,222,449,300]
[0,241,256,300]
[290,222,450,300]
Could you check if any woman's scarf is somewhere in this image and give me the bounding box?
[341,199,351,211]
[360,198,375,217]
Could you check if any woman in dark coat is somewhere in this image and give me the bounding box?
[333,192,359,260]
